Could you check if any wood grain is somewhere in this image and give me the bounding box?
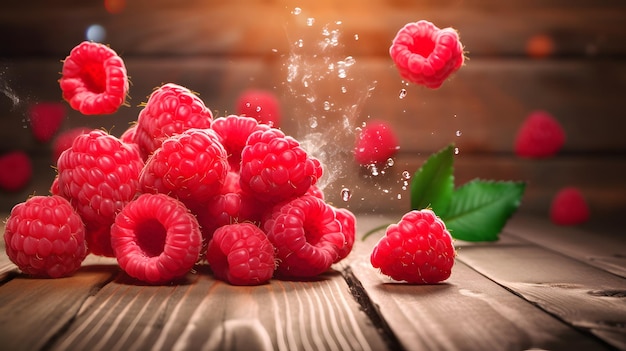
[47,267,388,351]
[338,215,614,351]
[458,245,626,350]
[1,0,625,57]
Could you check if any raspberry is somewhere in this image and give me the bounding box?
[235,89,281,127]
[110,193,202,284]
[0,151,32,192]
[56,129,144,256]
[4,195,87,278]
[334,207,356,263]
[206,223,275,285]
[390,20,464,89]
[514,110,566,158]
[550,187,590,226]
[28,102,66,143]
[120,123,138,144]
[354,120,399,166]
[240,128,323,204]
[59,41,129,115]
[263,195,344,278]
[135,83,213,160]
[193,171,264,244]
[211,115,270,171]
[139,128,228,209]
[370,209,455,284]
[52,127,90,163]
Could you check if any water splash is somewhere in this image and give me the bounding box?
[341,187,352,202]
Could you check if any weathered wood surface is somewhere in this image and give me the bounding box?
[1,0,626,58]
[1,214,624,351]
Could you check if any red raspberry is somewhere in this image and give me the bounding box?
[354,120,399,166]
[211,115,270,171]
[52,127,90,163]
[390,20,464,89]
[0,151,32,192]
[263,195,344,278]
[134,83,213,160]
[28,102,66,143]
[110,193,202,284]
[59,41,129,115]
[120,123,138,144]
[334,207,356,263]
[550,187,590,226]
[235,89,281,127]
[514,110,566,158]
[139,128,228,209]
[56,129,144,256]
[370,209,455,284]
[193,171,264,244]
[4,195,87,278]
[240,128,323,204]
[206,223,276,285]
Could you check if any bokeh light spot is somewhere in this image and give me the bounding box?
[85,24,106,42]
[104,0,126,14]
[526,34,555,59]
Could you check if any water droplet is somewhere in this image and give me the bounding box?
[255,106,262,113]
[292,7,301,15]
[402,170,411,179]
[296,39,304,48]
[369,164,379,176]
[456,130,462,137]
[271,48,278,53]
[344,56,355,66]
[341,188,352,202]
[386,158,395,167]
[399,89,407,99]
[306,17,315,26]
[337,68,347,79]
[397,194,402,200]
[335,20,343,25]
[354,34,359,41]
[341,86,347,94]
[454,147,460,155]
[309,116,318,128]
[323,101,331,111]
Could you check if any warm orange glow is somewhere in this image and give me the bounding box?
[104,0,126,14]
[526,34,555,59]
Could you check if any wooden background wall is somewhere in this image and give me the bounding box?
[1,0,625,230]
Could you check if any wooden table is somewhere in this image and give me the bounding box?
[0,214,624,351]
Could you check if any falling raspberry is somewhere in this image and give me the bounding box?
[0,151,32,192]
[389,20,465,89]
[514,110,566,158]
[354,120,399,166]
[59,41,129,115]
[550,187,590,226]
[235,89,281,127]
[28,102,66,143]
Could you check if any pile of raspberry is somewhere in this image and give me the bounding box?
[6,81,355,285]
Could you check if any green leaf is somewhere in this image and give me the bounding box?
[442,179,526,242]
[410,144,455,216]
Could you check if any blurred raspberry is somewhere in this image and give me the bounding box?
[354,120,399,166]
[514,110,566,158]
[235,89,281,127]
[0,151,32,192]
[28,102,66,143]
[550,187,590,226]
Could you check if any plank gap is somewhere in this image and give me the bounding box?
[342,266,405,351]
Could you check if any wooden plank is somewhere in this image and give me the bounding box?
[2,58,625,155]
[505,215,626,278]
[1,0,626,57]
[47,267,389,351]
[0,265,118,351]
[338,215,613,351]
[458,244,626,350]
